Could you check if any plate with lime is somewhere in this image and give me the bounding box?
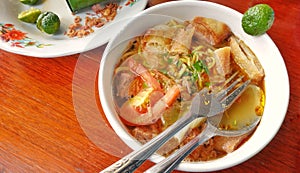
[0,0,148,58]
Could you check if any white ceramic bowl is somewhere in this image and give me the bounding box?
[99,1,289,172]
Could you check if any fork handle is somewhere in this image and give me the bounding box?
[100,112,196,173]
[145,127,214,173]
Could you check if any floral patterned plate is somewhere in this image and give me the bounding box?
[0,0,147,58]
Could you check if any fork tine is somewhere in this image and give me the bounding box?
[220,79,251,107]
[216,75,244,100]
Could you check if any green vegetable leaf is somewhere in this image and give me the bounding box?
[193,60,202,71]
[193,60,209,74]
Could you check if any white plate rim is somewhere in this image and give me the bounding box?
[0,0,148,58]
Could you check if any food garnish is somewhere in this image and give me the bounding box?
[242,4,275,36]
[18,8,41,23]
[18,0,138,38]
[65,3,119,38]
[20,0,39,5]
[36,12,61,35]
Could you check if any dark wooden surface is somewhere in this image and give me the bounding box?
[0,0,299,172]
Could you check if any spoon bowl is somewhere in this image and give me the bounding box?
[145,114,262,173]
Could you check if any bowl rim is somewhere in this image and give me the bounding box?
[99,1,290,172]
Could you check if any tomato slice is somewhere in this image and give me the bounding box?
[128,76,145,97]
[118,58,180,126]
[119,85,180,126]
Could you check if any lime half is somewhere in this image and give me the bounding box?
[18,8,41,23]
[36,12,61,35]
[242,4,275,36]
[20,0,39,5]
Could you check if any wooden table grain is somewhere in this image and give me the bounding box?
[0,0,299,172]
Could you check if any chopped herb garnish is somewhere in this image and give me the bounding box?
[182,71,190,77]
[203,61,209,74]
[192,72,199,81]
[142,82,148,88]
[167,58,173,64]
[193,60,209,74]
[193,60,202,72]
[204,82,211,87]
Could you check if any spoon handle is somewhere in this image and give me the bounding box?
[145,124,215,173]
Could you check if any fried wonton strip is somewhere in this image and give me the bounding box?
[229,36,265,83]
[142,25,177,53]
[213,133,249,153]
[170,24,195,54]
[142,35,171,53]
[191,16,232,46]
[214,46,232,76]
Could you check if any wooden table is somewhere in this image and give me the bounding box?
[0,0,299,172]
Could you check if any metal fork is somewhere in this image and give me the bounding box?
[100,77,250,173]
[145,109,260,173]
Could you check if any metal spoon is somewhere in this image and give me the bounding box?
[145,113,261,173]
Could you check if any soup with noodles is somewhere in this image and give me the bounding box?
[112,16,265,161]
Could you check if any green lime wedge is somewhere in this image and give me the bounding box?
[20,0,39,5]
[18,8,41,23]
[242,4,275,36]
[36,11,61,35]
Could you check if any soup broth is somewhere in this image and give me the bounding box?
[112,16,265,161]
